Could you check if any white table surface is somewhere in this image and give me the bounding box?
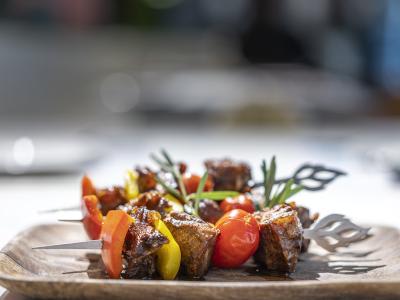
[1,121,400,298]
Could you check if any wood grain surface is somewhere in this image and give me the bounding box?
[0,223,399,299]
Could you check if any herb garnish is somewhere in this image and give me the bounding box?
[261,156,303,208]
[151,150,239,214]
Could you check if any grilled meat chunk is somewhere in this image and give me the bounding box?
[97,186,127,215]
[178,162,187,174]
[198,199,223,224]
[134,191,171,216]
[122,255,156,279]
[253,205,303,273]
[204,158,252,192]
[122,207,168,279]
[163,212,219,278]
[119,192,171,216]
[136,167,157,193]
[294,205,319,252]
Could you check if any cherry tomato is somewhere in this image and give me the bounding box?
[215,209,250,227]
[100,210,133,279]
[81,195,103,240]
[212,211,259,268]
[82,175,96,197]
[220,194,255,214]
[182,173,214,194]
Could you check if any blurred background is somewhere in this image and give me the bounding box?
[1,0,400,126]
[1,0,400,268]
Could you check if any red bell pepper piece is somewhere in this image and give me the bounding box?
[100,210,133,279]
[81,195,103,240]
[182,173,214,194]
[82,175,96,197]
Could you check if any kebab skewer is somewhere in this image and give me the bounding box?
[34,151,368,280]
[34,206,369,279]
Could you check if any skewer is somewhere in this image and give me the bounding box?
[58,219,82,223]
[33,240,102,250]
[34,214,369,253]
[38,205,80,214]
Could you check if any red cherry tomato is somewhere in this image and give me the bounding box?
[182,173,214,194]
[215,209,250,227]
[212,211,259,268]
[220,194,255,214]
[81,195,103,240]
[82,175,96,197]
[100,210,133,279]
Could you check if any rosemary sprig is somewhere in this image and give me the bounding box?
[193,171,209,215]
[152,150,240,215]
[161,149,187,198]
[286,184,303,200]
[262,157,303,208]
[161,149,174,166]
[262,157,276,208]
[155,171,239,211]
[188,191,239,201]
[155,175,182,201]
[151,150,187,202]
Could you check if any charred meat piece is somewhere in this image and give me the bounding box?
[294,205,319,252]
[198,199,223,224]
[204,158,252,192]
[122,255,156,279]
[136,167,157,193]
[163,212,219,278]
[122,207,168,279]
[133,191,171,216]
[178,162,187,174]
[253,205,303,273]
[97,186,127,215]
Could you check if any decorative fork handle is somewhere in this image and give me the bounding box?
[303,214,370,252]
[253,164,347,191]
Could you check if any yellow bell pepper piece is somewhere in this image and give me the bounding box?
[164,194,184,212]
[155,219,181,280]
[124,170,139,200]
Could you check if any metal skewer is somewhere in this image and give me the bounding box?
[33,240,102,250]
[38,205,81,214]
[58,219,83,223]
[34,214,369,253]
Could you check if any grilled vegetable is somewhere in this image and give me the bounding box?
[81,195,103,240]
[220,194,255,214]
[212,209,259,268]
[125,170,139,200]
[101,210,134,279]
[154,218,181,280]
[182,173,214,194]
[82,175,96,197]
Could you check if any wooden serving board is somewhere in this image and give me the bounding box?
[0,223,400,300]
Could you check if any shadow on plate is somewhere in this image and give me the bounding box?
[73,250,385,282]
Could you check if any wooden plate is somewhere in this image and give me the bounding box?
[0,223,400,300]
